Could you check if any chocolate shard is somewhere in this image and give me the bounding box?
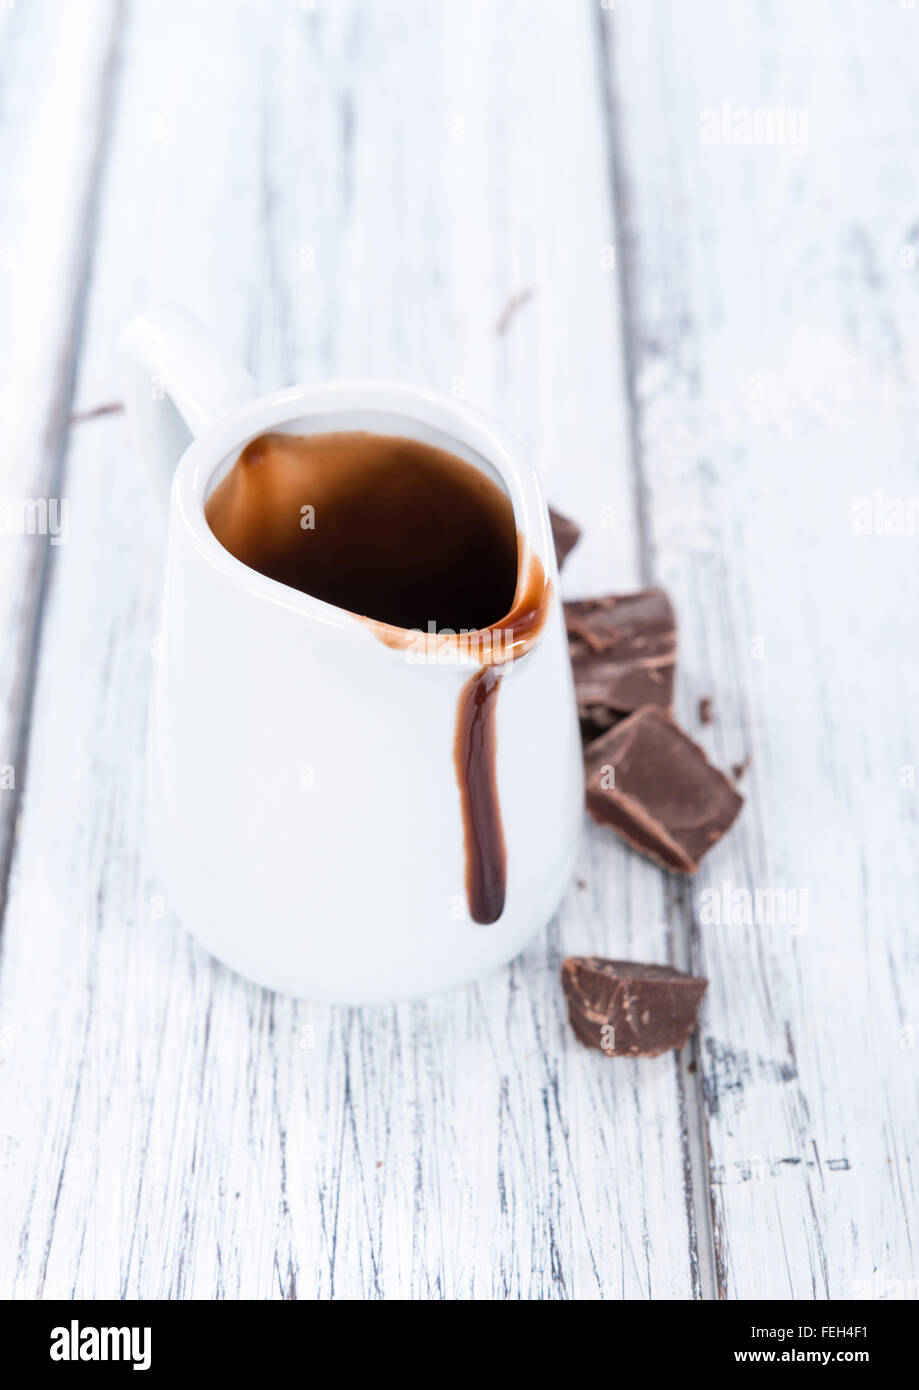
[562,956,707,1058]
[578,703,622,745]
[549,506,581,570]
[564,589,676,736]
[699,695,714,725]
[584,705,743,872]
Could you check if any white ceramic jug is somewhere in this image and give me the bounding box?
[121,306,583,1003]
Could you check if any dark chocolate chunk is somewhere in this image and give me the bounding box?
[578,704,622,745]
[564,589,676,735]
[731,753,752,782]
[583,705,743,872]
[549,506,581,570]
[562,957,707,1058]
[699,695,714,725]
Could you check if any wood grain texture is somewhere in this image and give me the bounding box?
[0,0,699,1299]
[604,0,919,1297]
[1,0,915,1303]
[0,0,121,897]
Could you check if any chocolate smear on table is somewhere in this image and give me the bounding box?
[584,705,743,872]
[562,957,708,1057]
[564,589,676,741]
[548,506,581,571]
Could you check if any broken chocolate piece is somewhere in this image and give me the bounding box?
[564,589,676,737]
[584,705,743,872]
[578,703,622,745]
[549,507,581,570]
[562,957,707,1058]
[731,753,752,782]
[699,695,713,725]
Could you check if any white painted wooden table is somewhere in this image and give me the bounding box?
[0,0,916,1301]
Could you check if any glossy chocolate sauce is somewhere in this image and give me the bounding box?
[451,548,550,923]
[205,430,550,926]
[205,430,517,631]
[454,668,505,923]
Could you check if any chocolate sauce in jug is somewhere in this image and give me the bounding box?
[205,430,551,925]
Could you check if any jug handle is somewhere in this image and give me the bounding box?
[120,306,260,508]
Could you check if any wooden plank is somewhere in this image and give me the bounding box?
[603,0,919,1297]
[0,0,121,898]
[0,1,701,1298]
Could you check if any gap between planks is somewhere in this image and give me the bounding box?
[0,3,127,932]
[594,5,720,1301]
